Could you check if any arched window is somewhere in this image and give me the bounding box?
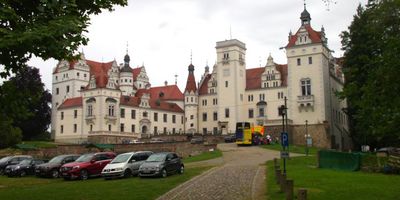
[300,78,311,96]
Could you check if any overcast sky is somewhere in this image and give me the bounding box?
[28,0,368,92]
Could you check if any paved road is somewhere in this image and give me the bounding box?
[157,143,283,200]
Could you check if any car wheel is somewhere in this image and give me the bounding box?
[20,170,27,177]
[161,169,167,178]
[51,169,59,178]
[123,169,132,178]
[178,165,184,174]
[80,169,88,180]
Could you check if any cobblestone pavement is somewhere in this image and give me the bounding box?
[157,143,282,200]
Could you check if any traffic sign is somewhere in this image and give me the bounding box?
[281,132,289,147]
[280,151,290,158]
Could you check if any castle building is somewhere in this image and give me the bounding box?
[52,6,350,149]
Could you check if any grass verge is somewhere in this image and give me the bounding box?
[267,156,400,200]
[183,149,222,163]
[261,143,319,155]
[0,166,210,200]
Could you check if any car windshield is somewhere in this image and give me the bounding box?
[48,156,66,164]
[0,156,12,163]
[75,154,94,162]
[146,154,166,162]
[19,159,32,165]
[111,154,131,164]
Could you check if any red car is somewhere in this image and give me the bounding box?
[60,152,116,180]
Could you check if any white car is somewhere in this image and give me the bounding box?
[102,151,153,179]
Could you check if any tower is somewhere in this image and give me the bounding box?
[184,63,198,134]
[215,39,246,134]
[120,52,134,96]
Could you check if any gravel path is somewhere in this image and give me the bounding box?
[157,143,283,200]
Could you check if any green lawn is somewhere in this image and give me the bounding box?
[21,141,58,148]
[267,156,400,200]
[0,166,210,200]
[261,143,319,155]
[183,149,222,163]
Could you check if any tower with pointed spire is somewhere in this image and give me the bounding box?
[184,62,198,134]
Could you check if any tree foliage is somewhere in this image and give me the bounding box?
[0,66,52,141]
[340,0,400,148]
[0,0,127,77]
[0,114,22,149]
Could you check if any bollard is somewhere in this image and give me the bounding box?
[285,179,294,200]
[275,169,281,184]
[274,158,280,170]
[298,188,307,200]
[279,173,286,192]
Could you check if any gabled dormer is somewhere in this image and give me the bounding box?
[261,54,282,88]
[139,93,150,108]
[89,75,96,89]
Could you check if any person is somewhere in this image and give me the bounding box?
[266,134,271,144]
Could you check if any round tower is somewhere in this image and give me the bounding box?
[120,53,134,96]
[184,63,198,134]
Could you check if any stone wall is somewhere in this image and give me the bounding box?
[88,134,225,144]
[1,142,217,159]
[265,124,331,149]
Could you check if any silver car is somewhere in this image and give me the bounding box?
[102,151,153,179]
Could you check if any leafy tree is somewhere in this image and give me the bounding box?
[0,114,22,149]
[340,0,400,149]
[0,0,127,77]
[0,66,51,141]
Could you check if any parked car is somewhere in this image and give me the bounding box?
[35,154,80,178]
[224,135,236,143]
[149,138,164,143]
[5,158,46,177]
[60,152,116,180]
[190,137,204,144]
[0,155,32,175]
[138,152,184,178]
[102,151,153,179]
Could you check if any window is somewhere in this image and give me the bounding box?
[56,88,59,95]
[163,127,167,134]
[143,112,148,117]
[223,52,229,60]
[120,108,125,118]
[249,109,254,118]
[60,125,63,134]
[191,97,193,102]
[73,124,77,133]
[190,123,194,127]
[154,112,158,121]
[202,113,207,121]
[225,108,230,118]
[77,72,80,77]
[172,115,176,123]
[131,110,136,119]
[308,57,313,64]
[61,112,64,120]
[225,81,228,87]
[163,114,167,122]
[181,116,184,124]
[297,58,301,66]
[259,108,265,117]
[90,125,93,132]
[131,125,135,132]
[213,127,218,135]
[203,128,207,135]
[153,126,158,134]
[172,128,176,134]
[190,115,194,120]
[301,79,312,96]
[120,123,124,132]
[259,94,265,101]
[108,105,115,116]
[55,76,58,81]
[74,110,77,118]
[66,85,70,93]
[108,124,112,131]
[213,112,218,121]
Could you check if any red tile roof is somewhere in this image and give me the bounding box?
[198,74,212,95]
[246,68,265,90]
[132,67,142,80]
[286,25,322,48]
[58,97,82,109]
[136,85,184,101]
[245,65,288,90]
[86,60,114,88]
[120,95,183,113]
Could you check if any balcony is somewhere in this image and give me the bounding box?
[104,115,117,124]
[297,95,314,107]
[85,115,96,124]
